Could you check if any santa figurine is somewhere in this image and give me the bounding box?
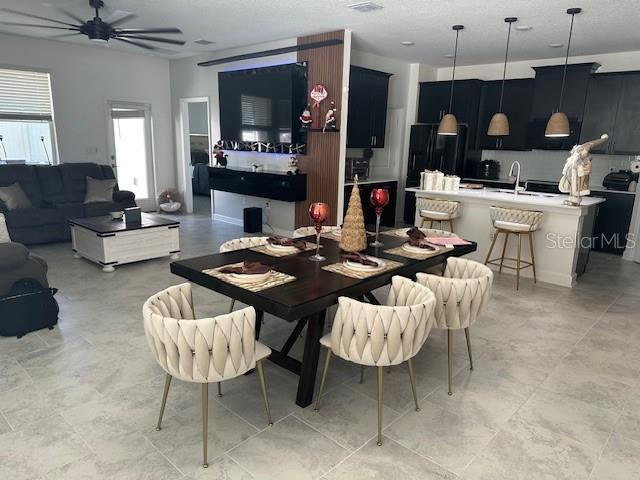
[299,104,312,131]
[323,102,337,132]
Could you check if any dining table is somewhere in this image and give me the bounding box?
[170,230,477,408]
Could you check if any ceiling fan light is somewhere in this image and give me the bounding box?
[488,112,510,136]
[438,113,458,136]
[545,111,570,137]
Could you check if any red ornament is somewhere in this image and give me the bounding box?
[309,202,329,230]
[310,84,328,108]
[370,188,389,216]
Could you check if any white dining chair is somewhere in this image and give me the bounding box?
[314,276,436,446]
[416,257,493,395]
[143,283,273,468]
[292,225,340,238]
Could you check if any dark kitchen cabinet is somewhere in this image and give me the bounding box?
[347,66,392,148]
[344,181,397,227]
[580,72,640,155]
[418,79,482,151]
[591,190,635,255]
[476,78,533,151]
[527,63,598,150]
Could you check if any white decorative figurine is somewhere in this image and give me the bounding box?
[559,134,609,206]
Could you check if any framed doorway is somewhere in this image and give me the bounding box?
[106,101,156,211]
[178,97,212,214]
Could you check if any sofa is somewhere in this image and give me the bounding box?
[0,163,136,245]
[0,241,58,337]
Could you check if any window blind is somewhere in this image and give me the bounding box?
[0,68,53,121]
[241,94,271,127]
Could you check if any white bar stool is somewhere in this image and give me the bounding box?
[416,198,460,233]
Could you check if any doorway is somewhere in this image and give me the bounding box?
[179,97,212,215]
[107,101,155,210]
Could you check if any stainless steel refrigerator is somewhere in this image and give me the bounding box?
[404,123,468,223]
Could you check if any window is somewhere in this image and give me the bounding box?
[0,68,57,164]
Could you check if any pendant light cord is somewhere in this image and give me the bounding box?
[558,12,576,111]
[498,21,513,112]
[448,28,460,113]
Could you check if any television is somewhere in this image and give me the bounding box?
[218,63,308,149]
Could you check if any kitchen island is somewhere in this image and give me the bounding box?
[406,187,606,287]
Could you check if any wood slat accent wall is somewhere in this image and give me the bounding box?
[295,30,345,228]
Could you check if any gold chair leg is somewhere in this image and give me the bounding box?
[256,359,273,426]
[217,382,222,397]
[420,217,426,228]
[359,365,365,384]
[484,229,498,265]
[429,220,434,229]
[376,366,384,446]
[228,298,236,313]
[464,328,473,371]
[449,219,454,233]
[447,330,453,396]
[202,383,208,468]
[528,232,537,283]
[314,347,332,411]
[499,232,509,273]
[156,373,172,431]
[516,233,522,290]
[407,358,420,411]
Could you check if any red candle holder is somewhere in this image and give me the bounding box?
[370,188,389,247]
[308,202,329,261]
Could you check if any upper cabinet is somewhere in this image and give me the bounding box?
[476,78,534,151]
[346,66,392,149]
[418,79,483,145]
[526,63,598,150]
[582,72,640,155]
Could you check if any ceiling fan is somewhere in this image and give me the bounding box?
[0,0,185,51]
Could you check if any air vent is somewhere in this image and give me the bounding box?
[194,39,215,45]
[347,2,384,13]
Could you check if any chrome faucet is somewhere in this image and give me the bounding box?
[508,161,522,196]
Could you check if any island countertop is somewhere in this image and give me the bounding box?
[406,187,605,212]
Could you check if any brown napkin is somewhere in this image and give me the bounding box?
[267,236,307,250]
[219,261,271,275]
[342,252,379,266]
[407,236,437,250]
[406,227,426,240]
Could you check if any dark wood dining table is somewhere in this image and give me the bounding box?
[170,232,476,407]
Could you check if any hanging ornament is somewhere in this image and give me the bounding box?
[299,104,313,131]
[310,84,328,108]
[323,101,337,133]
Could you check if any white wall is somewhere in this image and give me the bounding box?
[437,50,640,81]
[0,33,174,197]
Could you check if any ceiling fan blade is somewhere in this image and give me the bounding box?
[49,32,82,39]
[51,6,85,24]
[116,34,185,45]
[0,8,77,27]
[114,27,182,34]
[0,21,80,30]
[114,37,156,51]
[107,12,137,27]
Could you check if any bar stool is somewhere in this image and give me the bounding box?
[417,198,460,233]
[484,206,543,290]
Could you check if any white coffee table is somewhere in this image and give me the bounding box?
[70,213,180,272]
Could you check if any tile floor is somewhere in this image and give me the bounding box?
[0,212,638,479]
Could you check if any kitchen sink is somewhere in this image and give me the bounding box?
[488,188,558,198]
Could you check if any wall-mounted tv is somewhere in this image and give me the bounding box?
[218,62,308,152]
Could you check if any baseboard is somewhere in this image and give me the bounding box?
[212,213,243,226]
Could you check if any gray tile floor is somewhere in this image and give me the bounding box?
[1,212,638,479]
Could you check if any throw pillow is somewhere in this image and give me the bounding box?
[0,182,32,210]
[84,177,116,203]
[0,213,10,243]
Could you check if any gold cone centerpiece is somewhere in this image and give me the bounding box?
[488,112,510,136]
[339,176,368,253]
[545,111,570,137]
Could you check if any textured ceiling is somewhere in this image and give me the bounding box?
[1,0,639,66]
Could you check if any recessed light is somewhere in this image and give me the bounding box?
[194,39,215,45]
[515,25,533,31]
[401,41,415,46]
[549,43,564,48]
[444,53,454,58]
[347,1,384,12]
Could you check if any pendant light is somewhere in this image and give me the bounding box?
[438,24,464,136]
[488,17,518,137]
[545,7,582,138]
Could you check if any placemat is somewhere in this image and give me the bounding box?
[202,263,296,292]
[322,258,403,279]
[250,241,318,257]
[384,244,450,260]
[381,227,456,239]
